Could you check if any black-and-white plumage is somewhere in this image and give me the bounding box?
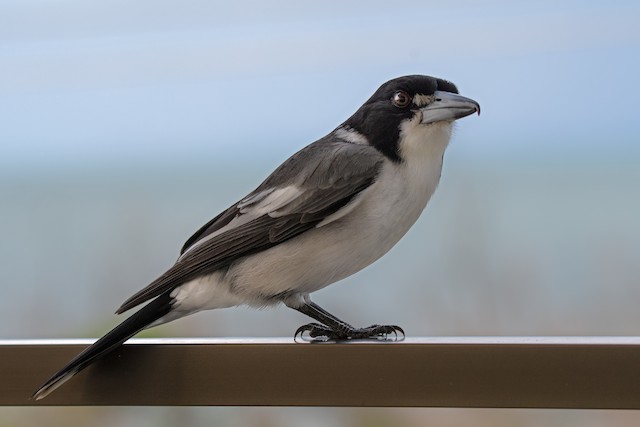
[33,75,479,400]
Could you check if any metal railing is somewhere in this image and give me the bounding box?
[2,337,639,408]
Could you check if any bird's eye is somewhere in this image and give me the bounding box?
[391,91,411,108]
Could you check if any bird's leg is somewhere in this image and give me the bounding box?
[289,300,404,342]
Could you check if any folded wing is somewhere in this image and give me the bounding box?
[116,140,383,314]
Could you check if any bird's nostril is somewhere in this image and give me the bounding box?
[435,98,442,102]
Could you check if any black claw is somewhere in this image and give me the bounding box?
[293,323,405,342]
[365,324,405,341]
[294,323,336,342]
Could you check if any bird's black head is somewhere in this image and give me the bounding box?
[342,75,479,162]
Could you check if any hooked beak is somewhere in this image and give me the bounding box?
[420,91,480,125]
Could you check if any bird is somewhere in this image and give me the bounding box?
[33,74,479,400]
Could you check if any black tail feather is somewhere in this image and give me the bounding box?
[32,292,173,400]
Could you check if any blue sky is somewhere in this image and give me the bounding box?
[1,0,639,171]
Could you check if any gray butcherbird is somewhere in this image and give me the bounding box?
[33,75,479,400]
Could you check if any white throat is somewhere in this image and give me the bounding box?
[398,117,453,165]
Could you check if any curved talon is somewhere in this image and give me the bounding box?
[294,327,312,343]
[380,324,404,341]
[294,322,323,336]
[294,322,406,342]
[294,322,335,342]
[392,325,405,341]
[357,324,405,341]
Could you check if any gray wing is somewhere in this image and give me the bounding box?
[116,139,384,314]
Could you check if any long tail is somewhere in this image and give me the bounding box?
[32,292,173,400]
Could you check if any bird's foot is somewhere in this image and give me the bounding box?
[294,322,404,342]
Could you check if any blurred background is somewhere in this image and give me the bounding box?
[1,0,639,425]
